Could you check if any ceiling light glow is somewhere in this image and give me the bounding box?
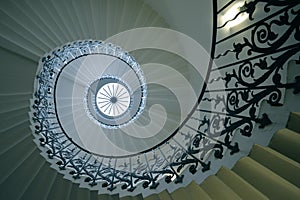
[222,2,248,29]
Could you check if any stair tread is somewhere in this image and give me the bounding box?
[200,175,242,200]
[38,1,69,43]
[90,190,99,200]
[0,135,36,183]
[0,148,45,200]
[287,112,300,133]
[98,193,119,200]
[48,0,79,41]
[0,125,31,156]
[269,128,300,162]
[144,193,160,200]
[24,0,64,46]
[10,0,58,49]
[217,167,268,200]
[171,187,188,200]
[120,194,143,200]
[47,173,73,200]
[185,181,212,200]
[69,183,91,200]
[158,190,172,200]
[0,93,31,113]
[0,38,39,61]
[0,13,43,57]
[0,2,49,52]
[0,46,37,94]
[233,156,300,200]
[20,162,57,200]
[250,144,300,187]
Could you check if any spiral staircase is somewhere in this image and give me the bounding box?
[0,0,300,199]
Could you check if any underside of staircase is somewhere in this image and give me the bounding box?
[0,0,300,199]
[1,112,299,200]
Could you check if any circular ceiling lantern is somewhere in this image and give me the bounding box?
[49,41,147,130]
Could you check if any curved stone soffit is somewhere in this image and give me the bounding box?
[28,0,300,197]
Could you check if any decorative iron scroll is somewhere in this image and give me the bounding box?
[30,0,300,195]
[200,0,299,160]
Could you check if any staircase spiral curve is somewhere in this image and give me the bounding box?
[0,0,299,199]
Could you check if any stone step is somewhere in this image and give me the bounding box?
[20,162,57,200]
[121,194,143,200]
[185,181,211,200]
[269,128,300,163]
[250,144,300,187]
[217,167,268,200]
[158,190,172,200]
[200,175,241,200]
[47,173,73,200]
[287,112,300,133]
[0,148,45,200]
[233,156,300,200]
